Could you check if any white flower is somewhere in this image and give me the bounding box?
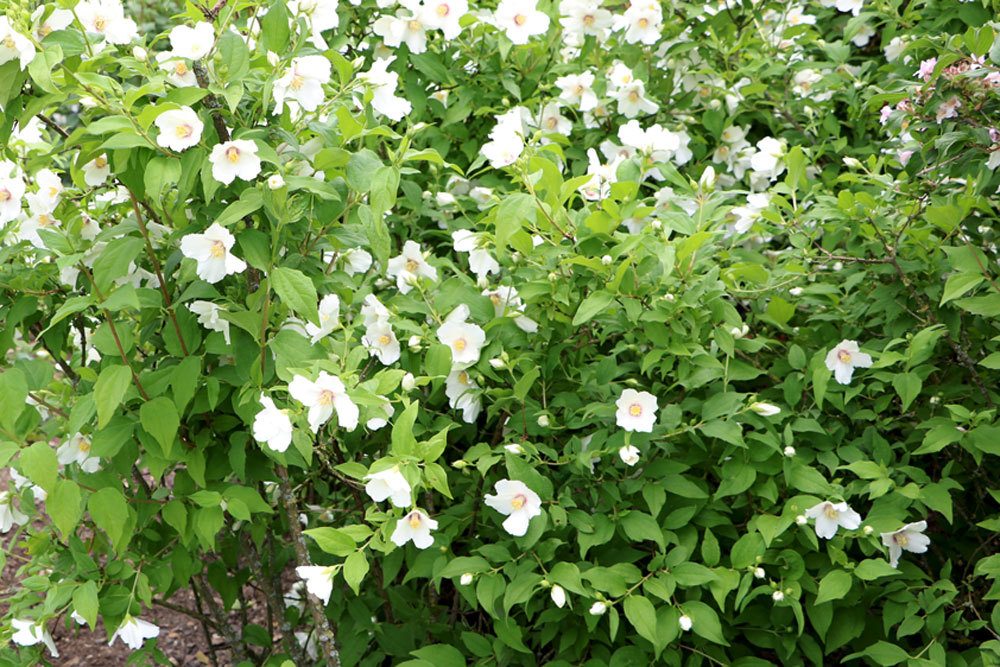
[373,9,429,54]
[754,567,765,579]
[364,467,411,508]
[391,509,438,549]
[589,601,607,615]
[360,57,412,122]
[772,590,785,602]
[340,248,373,275]
[109,616,160,650]
[495,0,550,44]
[835,0,863,15]
[804,501,863,539]
[187,300,231,344]
[437,305,486,369]
[483,286,537,333]
[154,107,204,152]
[210,140,262,185]
[880,521,930,568]
[824,339,873,385]
[618,445,640,466]
[481,127,525,168]
[268,174,286,190]
[446,370,481,423]
[168,22,215,60]
[386,240,438,293]
[305,294,341,344]
[83,154,111,187]
[678,614,692,631]
[613,79,658,118]
[0,491,29,533]
[70,611,88,626]
[484,479,542,536]
[795,514,807,526]
[0,169,26,224]
[76,0,139,45]
[253,395,294,453]
[420,0,468,39]
[613,0,662,44]
[288,372,359,432]
[460,573,474,585]
[274,55,332,115]
[783,446,796,457]
[0,18,36,70]
[361,294,391,327]
[9,469,45,501]
[730,193,770,233]
[363,319,401,365]
[157,53,197,87]
[295,565,336,605]
[180,223,248,284]
[555,71,598,111]
[749,137,786,179]
[615,389,658,432]
[452,230,499,280]
[559,0,612,41]
[289,0,341,49]
[11,619,58,657]
[550,585,567,608]
[57,433,101,473]
[750,402,780,417]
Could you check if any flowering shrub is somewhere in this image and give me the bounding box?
[2,0,1000,665]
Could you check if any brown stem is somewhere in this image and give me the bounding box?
[276,465,342,667]
[127,190,189,356]
[193,62,231,143]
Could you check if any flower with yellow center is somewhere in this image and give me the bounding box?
[485,479,542,536]
[615,388,658,432]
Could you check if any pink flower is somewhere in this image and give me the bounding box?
[917,57,937,82]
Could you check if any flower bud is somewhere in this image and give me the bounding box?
[267,174,285,190]
[132,46,148,60]
[550,585,567,608]
[504,443,523,454]
[679,614,692,631]
[408,335,422,351]
[401,373,416,392]
[795,514,807,525]
[537,414,550,427]
[772,590,785,602]
[460,573,473,585]
[267,51,280,66]
[601,255,612,266]
[750,402,780,417]
[863,525,874,535]
[754,567,765,579]
[783,446,796,457]
[489,357,505,369]
[589,601,607,616]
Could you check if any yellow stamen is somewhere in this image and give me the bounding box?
[513,14,526,26]
[175,124,193,138]
[378,334,391,346]
[837,349,852,363]
[318,389,334,405]
[209,240,226,258]
[511,494,526,510]
[94,156,107,168]
[453,338,467,352]
[824,505,838,519]
[629,403,642,417]
[225,146,241,163]
[408,513,422,528]
[436,3,449,16]
[405,259,419,272]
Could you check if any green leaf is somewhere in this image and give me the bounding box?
[892,372,921,410]
[304,527,357,556]
[815,569,852,604]
[271,266,319,324]
[88,487,129,551]
[623,595,658,645]
[73,581,100,628]
[215,188,263,227]
[161,499,188,536]
[854,559,901,580]
[371,165,400,216]
[140,397,180,458]
[48,479,83,538]
[940,272,983,305]
[684,600,729,645]
[859,641,910,666]
[495,193,535,253]
[573,291,615,326]
[343,550,369,594]
[94,365,133,429]
[20,441,60,493]
[0,368,27,432]
[391,401,419,457]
